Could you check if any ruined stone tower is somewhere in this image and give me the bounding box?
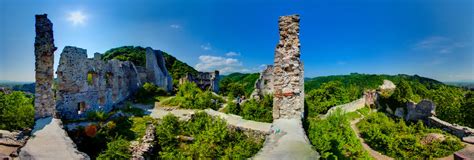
[34,14,57,119]
[272,15,304,119]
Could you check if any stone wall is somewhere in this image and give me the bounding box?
[34,14,57,119]
[145,47,173,92]
[250,65,274,99]
[179,71,220,93]
[272,15,304,120]
[428,116,474,138]
[56,46,141,119]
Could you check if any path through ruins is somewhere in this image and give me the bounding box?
[19,117,89,160]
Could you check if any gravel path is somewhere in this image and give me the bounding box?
[350,116,393,160]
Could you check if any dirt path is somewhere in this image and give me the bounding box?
[349,114,394,160]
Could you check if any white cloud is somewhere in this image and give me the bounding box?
[225,51,240,57]
[195,55,242,73]
[67,11,87,26]
[200,43,212,50]
[170,24,181,29]
[414,36,468,54]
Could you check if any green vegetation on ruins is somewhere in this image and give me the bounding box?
[219,72,260,97]
[304,73,474,128]
[225,94,273,123]
[307,109,372,159]
[132,82,169,104]
[357,112,464,159]
[0,91,34,130]
[101,46,198,85]
[154,113,263,159]
[161,82,224,110]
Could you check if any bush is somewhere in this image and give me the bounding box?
[226,95,273,123]
[162,82,223,110]
[305,81,356,116]
[97,138,131,160]
[0,91,34,130]
[357,112,464,158]
[134,82,168,104]
[307,109,371,159]
[155,112,263,159]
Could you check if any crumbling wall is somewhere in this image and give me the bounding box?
[179,71,220,93]
[34,14,57,119]
[272,15,304,120]
[145,47,173,92]
[251,65,274,99]
[56,46,141,119]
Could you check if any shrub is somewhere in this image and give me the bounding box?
[97,138,132,160]
[134,82,168,104]
[226,95,273,123]
[357,112,464,159]
[305,81,355,116]
[154,112,263,159]
[307,109,371,159]
[0,91,34,130]
[162,82,223,110]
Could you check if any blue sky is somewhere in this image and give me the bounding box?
[0,0,472,82]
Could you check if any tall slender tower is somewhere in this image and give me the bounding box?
[34,14,57,119]
[272,15,304,120]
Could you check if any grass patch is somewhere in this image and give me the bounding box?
[307,109,372,159]
[357,112,464,159]
[155,112,263,159]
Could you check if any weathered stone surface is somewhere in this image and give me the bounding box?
[428,116,474,138]
[395,107,405,118]
[379,80,396,91]
[0,130,29,158]
[179,71,220,93]
[253,119,319,160]
[364,90,377,106]
[19,117,89,160]
[145,47,173,92]
[56,46,141,119]
[34,14,57,119]
[131,124,156,160]
[272,15,304,120]
[405,99,436,121]
[322,98,366,118]
[251,65,274,99]
[463,136,474,144]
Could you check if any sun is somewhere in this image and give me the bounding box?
[67,11,86,26]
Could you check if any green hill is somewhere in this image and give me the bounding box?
[101,46,198,84]
[219,72,260,97]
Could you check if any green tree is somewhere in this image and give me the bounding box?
[97,138,132,160]
[0,91,34,130]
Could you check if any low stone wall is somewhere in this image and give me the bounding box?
[131,124,156,160]
[321,97,366,118]
[428,116,474,138]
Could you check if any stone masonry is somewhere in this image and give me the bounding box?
[56,46,141,119]
[34,14,57,119]
[272,15,304,120]
[250,65,274,99]
[179,71,220,93]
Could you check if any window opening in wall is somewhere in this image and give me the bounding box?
[87,71,97,86]
[99,96,105,106]
[106,72,113,88]
[77,102,86,115]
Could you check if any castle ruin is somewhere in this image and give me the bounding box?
[33,15,177,119]
[179,71,219,93]
[34,14,56,119]
[250,65,274,99]
[55,46,142,119]
[272,15,304,120]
